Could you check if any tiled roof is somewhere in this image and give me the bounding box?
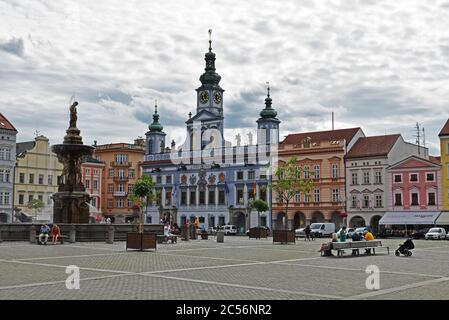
[16,141,36,155]
[438,119,449,136]
[0,113,17,132]
[346,134,401,159]
[429,156,441,165]
[281,127,361,146]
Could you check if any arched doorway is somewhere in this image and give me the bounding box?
[0,212,8,223]
[370,215,382,235]
[330,211,343,229]
[349,216,366,228]
[311,211,324,223]
[235,212,246,234]
[293,212,306,229]
[276,212,285,230]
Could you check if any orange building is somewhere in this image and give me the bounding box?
[272,128,364,230]
[93,139,145,223]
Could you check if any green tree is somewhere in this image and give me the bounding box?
[271,156,313,230]
[250,198,269,228]
[27,199,45,222]
[130,175,156,224]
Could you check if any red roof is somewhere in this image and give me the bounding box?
[439,119,449,137]
[281,127,361,146]
[346,134,400,159]
[0,113,17,132]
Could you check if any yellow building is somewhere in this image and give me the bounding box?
[14,135,63,220]
[439,119,449,210]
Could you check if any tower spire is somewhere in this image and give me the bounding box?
[259,82,277,119]
[199,29,221,86]
[208,29,212,52]
[149,101,163,132]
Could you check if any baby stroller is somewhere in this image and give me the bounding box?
[395,238,415,256]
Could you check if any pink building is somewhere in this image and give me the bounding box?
[383,156,442,228]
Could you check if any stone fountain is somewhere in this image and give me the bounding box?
[51,101,94,223]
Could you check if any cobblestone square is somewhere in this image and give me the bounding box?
[1,237,448,300]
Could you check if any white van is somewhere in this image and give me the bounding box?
[222,225,237,235]
[310,223,335,237]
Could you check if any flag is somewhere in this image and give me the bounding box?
[253,181,257,198]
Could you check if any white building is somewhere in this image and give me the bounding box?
[0,113,18,223]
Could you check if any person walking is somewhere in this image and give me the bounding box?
[304,225,311,241]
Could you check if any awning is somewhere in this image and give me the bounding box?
[436,211,449,225]
[379,211,442,225]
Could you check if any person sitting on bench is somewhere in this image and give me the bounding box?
[39,224,50,245]
[51,224,61,244]
[351,230,362,255]
[363,230,375,254]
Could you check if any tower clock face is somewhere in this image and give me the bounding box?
[213,91,222,104]
[200,91,209,104]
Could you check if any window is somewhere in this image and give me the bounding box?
[314,165,320,179]
[107,199,114,208]
[91,197,97,208]
[47,195,52,205]
[363,195,370,208]
[426,173,435,182]
[128,184,133,193]
[375,171,382,184]
[156,176,162,184]
[209,189,215,205]
[108,184,114,193]
[304,194,310,204]
[29,174,34,184]
[260,187,267,202]
[428,192,436,206]
[394,174,402,183]
[313,189,320,203]
[294,193,300,203]
[0,192,10,205]
[93,180,99,191]
[165,191,172,205]
[28,194,34,203]
[85,179,90,189]
[248,188,254,201]
[410,174,418,182]
[199,190,205,205]
[190,190,196,205]
[237,171,244,180]
[38,194,43,202]
[411,193,419,206]
[332,164,338,178]
[166,175,172,184]
[115,154,128,164]
[0,169,10,182]
[375,195,382,208]
[304,165,310,180]
[117,184,125,192]
[109,169,114,177]
[237,189,244,204]
[248,171,255,180]
[181,191,187,205]
[19,173,25,183]
[351,172,358,185]
[394,193,402,206]
[37,174,43,185]
[351,195,357,208]
[19,194,24,205]
[126,199,132,208]
[332,189,339,202]
[218,189,225,204]
[0,148,11,160]
[48,175,53,186]
[85,169,91,175]
[129,169,135,179]
[363,171,370,184]
[116,198,124,208]
[118,169,125,178]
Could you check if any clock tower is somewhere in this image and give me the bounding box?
[186,30,225,150]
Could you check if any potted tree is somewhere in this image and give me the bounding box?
[249,198,269,239]
[271,156,313,244]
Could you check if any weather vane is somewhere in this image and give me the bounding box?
[155,99,158,113]
[208,29,212,51]
[266,81,270,97]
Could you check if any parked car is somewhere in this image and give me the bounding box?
[355,227,371,236]
[207,227,218,235]
[222,225,237,235]
[310,223,336,238]
[411,228,429,240]
[425,227,447,240]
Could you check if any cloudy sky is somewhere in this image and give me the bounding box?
[1,0,448,154]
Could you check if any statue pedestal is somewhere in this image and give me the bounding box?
[52,191,91,224]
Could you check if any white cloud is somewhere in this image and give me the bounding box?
[0,0,448,154]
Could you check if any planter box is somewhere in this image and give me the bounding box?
[126,232,156,251]
[273,230,295,244]
[249,227,268,239]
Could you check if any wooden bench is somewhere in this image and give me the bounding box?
[36,234,69,244]
[331,240,389,256]
[157,234,178,244]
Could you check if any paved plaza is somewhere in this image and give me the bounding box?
[1,237,448,300]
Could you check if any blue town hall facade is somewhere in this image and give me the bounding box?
[141,34,280,233]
